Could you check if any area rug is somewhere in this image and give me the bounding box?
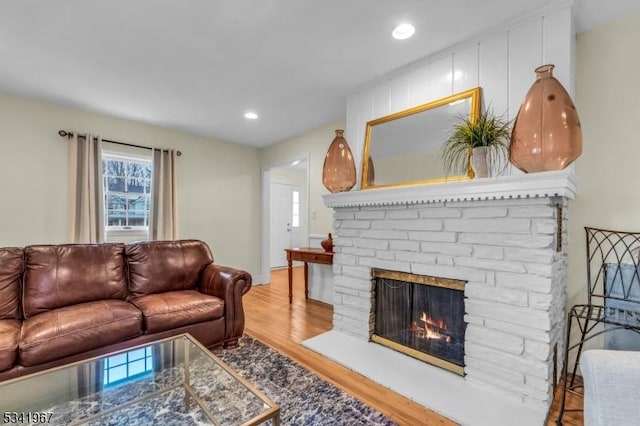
[212,335,397,426]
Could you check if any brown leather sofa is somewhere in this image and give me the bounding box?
[0,240,251,382]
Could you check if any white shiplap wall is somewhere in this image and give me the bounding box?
[346,6,574,187]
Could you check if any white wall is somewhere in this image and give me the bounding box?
[0,92,261,276]
[261,118,345,235]
[346,6,574,186]
[569,14,640,311]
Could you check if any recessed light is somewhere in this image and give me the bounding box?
[392,23,415,40]
[244,111,258,120]
[291,160,301,166]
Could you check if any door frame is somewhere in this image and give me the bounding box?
[260,154,310,284]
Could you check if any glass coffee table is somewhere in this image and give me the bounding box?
[0,334,280,425]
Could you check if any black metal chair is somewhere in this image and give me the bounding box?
[556,227,640,424]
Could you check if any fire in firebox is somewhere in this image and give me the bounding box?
[409,312,453,343]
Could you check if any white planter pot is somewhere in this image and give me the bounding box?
[471,147,488,178]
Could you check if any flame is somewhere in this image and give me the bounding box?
[413,312,452,343]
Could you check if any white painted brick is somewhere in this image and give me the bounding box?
[505,247,556,264]
[484,319,551,343]
[341,247,375,257]
[342,293,370,309]
[534,219,556,234]
[466,369,549,402]
[336,229,362,237]
[509,206,555,218]
[466,300,551,331]
[336,253,357,266]
[341,220,372,229]
[460,233,554,248]
[464,314,485,325]
[355,238,389,250]
[359,257,410,272]
[465,355,525,384]
[342,265,372,279]
[465,341,550,378]
[466,324,524,355]
[375,250,394,260]
[529,292,552,310]
[408,231,457,242]
[472,245,504,260]
[421,241,473,256]
[355,210,386,220]
[334,285,360,297]
[360,229,408,240]
[390,240,421,251]
[525,262,555,277]
[418,207,462,218]
[394,251,437,264]
[465,376,526,403]
[463,207,508,218]
[334,304,371,321]
[445,218,531,233]
[465,283,528,307]
[411,263,486,283]
[337,239,353,247]
[525,374,552,394]
[437,255,454,265]
[495,272,552,293]
[372,219,443,231]
[333,220,342,229]
[334,275,371,291]
[334,211,355,220]
[525,339,551,362]
[332,264,342,275]
[455,257,526,273]
[486,271,496,285]
[386,209,419,219]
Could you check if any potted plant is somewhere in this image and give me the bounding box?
[440,110,511,178]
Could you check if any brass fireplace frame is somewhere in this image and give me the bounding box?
[370,268,466,376]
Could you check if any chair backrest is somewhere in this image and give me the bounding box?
[586,227,640,307]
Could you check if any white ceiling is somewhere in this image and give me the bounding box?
[0,1,638,148]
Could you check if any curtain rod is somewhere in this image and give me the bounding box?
[58,130,182,156]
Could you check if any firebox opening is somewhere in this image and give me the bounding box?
[370,268,466,376]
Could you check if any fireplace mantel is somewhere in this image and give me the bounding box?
[323,169,576,208]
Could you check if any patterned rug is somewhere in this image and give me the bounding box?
[212,335,397,426]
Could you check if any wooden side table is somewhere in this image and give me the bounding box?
[284,247,333,304]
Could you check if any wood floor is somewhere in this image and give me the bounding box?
[243,267,583,426]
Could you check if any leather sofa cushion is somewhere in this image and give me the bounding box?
[0,320,20,372]
[20,300,142,367]
[0,248,22,320]
[23,244,128,318]
[132,290,223,333]
[126,240,213,297]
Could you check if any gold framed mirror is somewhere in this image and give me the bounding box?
[361,87,481,189]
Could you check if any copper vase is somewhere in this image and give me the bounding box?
[322,129,356,193]
[510,64,582,173]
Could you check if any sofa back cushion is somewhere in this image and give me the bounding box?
[0,247,23,320]
[23,244,128,318]
[126,240,213,297]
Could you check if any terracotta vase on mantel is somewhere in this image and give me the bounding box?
[509,64,582,173]
[322,129,356,193]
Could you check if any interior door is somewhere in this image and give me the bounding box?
[270,183,292,268]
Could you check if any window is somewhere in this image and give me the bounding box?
[103,347,153,387]
[292,190,300,227]
[102,154,152,234]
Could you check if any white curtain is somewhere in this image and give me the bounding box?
[68,134,105,243]
[150,148,179,240]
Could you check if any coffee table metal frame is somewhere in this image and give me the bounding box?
[0,333,280,426]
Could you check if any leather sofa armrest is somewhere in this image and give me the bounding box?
[200,264,252,344]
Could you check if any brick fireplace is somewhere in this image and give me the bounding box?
[305,170,575,426]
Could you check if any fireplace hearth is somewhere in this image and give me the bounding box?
[371,269,466,375]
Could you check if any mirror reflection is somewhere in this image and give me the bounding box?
[362,87,481,189]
